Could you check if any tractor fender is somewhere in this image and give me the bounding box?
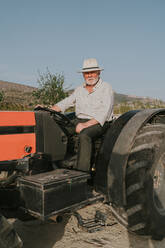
[107,108,165,207]
[94,110,139,193]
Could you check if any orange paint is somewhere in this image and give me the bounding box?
[0,112,36,126]
[0,133,36,161]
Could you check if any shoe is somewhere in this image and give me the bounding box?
[58,155,77,169]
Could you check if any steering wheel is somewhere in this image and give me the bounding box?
[34,106,75,127]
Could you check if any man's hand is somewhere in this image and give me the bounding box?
[35,104,44,109]
[76,123,87,133]
[34,104,61,112]
[51,105,61,112]
[76,119,99,133]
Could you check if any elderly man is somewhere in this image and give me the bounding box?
[52,58,114,172]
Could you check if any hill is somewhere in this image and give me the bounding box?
[0,80,36,110]
[114,92,164,105]
[0,80,35,92]
[114,92,165,114]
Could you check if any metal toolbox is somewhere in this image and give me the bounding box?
[18,169,92,219]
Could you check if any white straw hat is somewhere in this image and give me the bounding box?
[78,58,104,73]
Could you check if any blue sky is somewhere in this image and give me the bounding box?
[0,0,165,100]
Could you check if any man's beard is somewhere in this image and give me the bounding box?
[85,76,99,86]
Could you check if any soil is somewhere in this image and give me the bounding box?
[9,202,165,248]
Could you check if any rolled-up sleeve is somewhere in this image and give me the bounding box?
[91,85,114,126]
[56,90,76,113]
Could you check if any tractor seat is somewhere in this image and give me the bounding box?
[57,120,114,171]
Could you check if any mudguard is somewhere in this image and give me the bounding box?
[94,110,139,193]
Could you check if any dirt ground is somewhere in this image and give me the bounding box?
[9,202,165,248]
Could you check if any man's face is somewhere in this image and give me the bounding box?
[83,70,100,86]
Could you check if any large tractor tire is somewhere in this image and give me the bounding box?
[125,122,165,238]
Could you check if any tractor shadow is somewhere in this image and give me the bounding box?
[13,215,70,248]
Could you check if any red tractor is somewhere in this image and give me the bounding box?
[0,107,165,247]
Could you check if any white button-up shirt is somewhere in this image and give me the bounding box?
[57,79,114,126]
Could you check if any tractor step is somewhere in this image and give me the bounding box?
[73,210,117,233]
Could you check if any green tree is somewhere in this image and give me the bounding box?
[0,91,4,103]
[33,69,68,106]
